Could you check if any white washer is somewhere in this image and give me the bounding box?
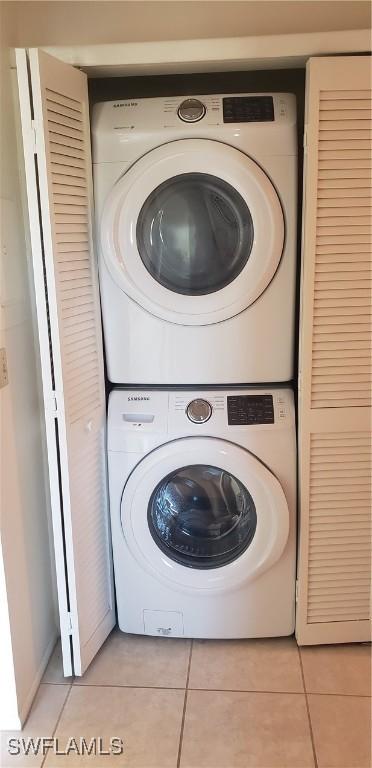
[108,387,296,638]
[92,93,297,384]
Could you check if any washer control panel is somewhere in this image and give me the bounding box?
[108,389,294,451]
[186,398,212,423]
[227,395,274,425]
[177,98,206,123]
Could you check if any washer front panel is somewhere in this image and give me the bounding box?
[100,139,284,326]
[120,437,289,593]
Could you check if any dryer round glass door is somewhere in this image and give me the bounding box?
[121,437,290,594]
[136,173,254,296]
[101,139,284,326]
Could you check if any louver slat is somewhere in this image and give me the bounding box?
[310,87,372,408]
[22,48,115,677]
[307,432,371,625]
[297,58,372,646]
[45,90,103,421]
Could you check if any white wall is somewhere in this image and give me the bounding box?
[0,540,20,730]
[7,0,372,47]
[0,3,57,729]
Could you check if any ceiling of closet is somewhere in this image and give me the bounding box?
[3,1,371,47]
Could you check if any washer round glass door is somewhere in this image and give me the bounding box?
[148,464,257,568]
[101,139,284,326]
[121,437,290,593]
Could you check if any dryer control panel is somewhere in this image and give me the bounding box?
[223,96,274,123]
[92,92,297,166]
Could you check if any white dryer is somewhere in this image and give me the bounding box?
[107,387,296,638]
[92,93,297,385]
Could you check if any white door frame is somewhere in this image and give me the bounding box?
[36,29,370,77]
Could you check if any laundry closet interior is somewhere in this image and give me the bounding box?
[1,2,370,731]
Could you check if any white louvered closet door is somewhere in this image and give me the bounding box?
[16,49,115,675]
[296,56,371,645]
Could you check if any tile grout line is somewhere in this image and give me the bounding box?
[72,683,187,691]
[69,682,372,697]
[40,680,74,768]
[176,640,193,768]
[41,681,74,686]
[297,646,319,768]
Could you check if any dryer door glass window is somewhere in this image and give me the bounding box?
[148,464,257,568]
[136,173,254,296]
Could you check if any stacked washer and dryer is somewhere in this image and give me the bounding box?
[92,92,298,638]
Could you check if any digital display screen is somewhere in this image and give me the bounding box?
[227,395,274,425]
[223,96,274,123]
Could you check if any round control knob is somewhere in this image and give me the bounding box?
[177,98,206,123]
[186,398,212,424]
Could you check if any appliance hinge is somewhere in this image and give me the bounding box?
[46,390,60,418]
[303,125,307,152]
[67,612,73,635]
[30,119,38,154]
[295,580,299,603]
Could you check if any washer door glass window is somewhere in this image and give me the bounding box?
[137,173,254,296]
[148,464,257,568]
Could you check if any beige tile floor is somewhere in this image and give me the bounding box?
[1,631,371,768]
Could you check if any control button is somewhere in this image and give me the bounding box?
[186,398,212,423]
[178,98,206,123]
